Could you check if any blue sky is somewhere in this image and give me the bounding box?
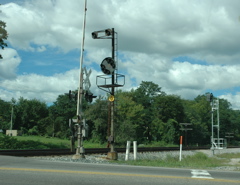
[1,0,240,109]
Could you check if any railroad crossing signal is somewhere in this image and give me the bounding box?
[84,67,92,91]
[85,91,97,103]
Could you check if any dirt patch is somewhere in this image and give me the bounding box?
[228,158,240,166]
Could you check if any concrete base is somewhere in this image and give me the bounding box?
[72,153,85,159]
[107,151,118,160]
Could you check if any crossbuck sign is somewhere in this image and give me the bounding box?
[83,67,92,91]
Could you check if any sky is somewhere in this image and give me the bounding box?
[1,0,240,109]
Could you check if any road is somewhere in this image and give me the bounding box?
[0,155,239,185]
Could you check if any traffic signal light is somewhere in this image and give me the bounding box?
[92,32,98,39]
[105,29,112,36]
[85,91,97,103]
[206,93,213,102]
[68,90,78,101]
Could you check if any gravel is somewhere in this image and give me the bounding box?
[32,148,240,171]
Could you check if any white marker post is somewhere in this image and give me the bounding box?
[133,141,137,160]
[125,141,131,161]
[179,136,183,161]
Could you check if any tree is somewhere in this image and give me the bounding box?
[0,98,11,131]
[152,95,184,143]
[115,91,144,145]
[132,81,166,143]
[183,95,211,145]
[14,97,48,134]
[84,96,108,143]
[0,19,8,59]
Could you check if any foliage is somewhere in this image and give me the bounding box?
[115,91,144,145]
[0,99,11,131]
[84,96,109,143]
[0,81,240,147]
[0,19,8,59]
[0,135,67,149]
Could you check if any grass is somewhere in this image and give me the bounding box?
[216,153,240,159]
[15,136,106,149]
[112,152,238,170]
[0,135,106,149]
[142,142,178,147]
[15,136,69,147]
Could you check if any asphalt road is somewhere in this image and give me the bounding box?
[0,155,239,185]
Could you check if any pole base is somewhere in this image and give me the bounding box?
[72,146,85,159]
[107,151,118,160]
[72,153,85,159]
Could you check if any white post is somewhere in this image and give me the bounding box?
[179,136,183,161]
[125,141,131,161]
[133,141,137,160]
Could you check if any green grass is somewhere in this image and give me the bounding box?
[15,136,70,148]
[112,152,232,169]
[142,141,178,147]
[15,136,105,149]
[0,135,106,149]
[216,152,240,159]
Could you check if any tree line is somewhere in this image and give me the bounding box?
[0,81,239,146]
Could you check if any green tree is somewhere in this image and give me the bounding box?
[84,96,108,143]
[152,95,184,143]
[0,98,11,131]
[115,91,144,145]
[218,98,233,137]
[132,81,166,143]
[48,91,90,138]
[14,97,48,134]
[0,19,8,59]
[183,94,211,145]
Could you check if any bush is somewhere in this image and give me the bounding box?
[0,135,66,149]
[0,135,18,149]
[28,126,39,135]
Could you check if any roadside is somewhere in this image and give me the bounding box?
[31,148,240,171]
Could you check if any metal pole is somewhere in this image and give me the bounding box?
[10,106,13,136]
[107,28,117,160]
[217,99,220,147]
[111,28,115,153]
[211,101,214,150]
[73,0,87,159]
[179,136,183,161]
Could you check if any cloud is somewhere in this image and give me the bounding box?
[219,93,240,110]
[119,51,240,100]
[1,0,240,63]
[0,64,104,103]
[0,48,21,79]
[1,1,82,52]
[1,0,240,109]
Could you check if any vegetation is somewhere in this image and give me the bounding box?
[0,135,106,149]
[113,152,232,169]
[0,134,66,149]
[216,152,240,159]
[0,81,240,148]
[0,11,8,59]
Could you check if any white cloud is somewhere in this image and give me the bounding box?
[119,51,240,102]
[219,93,240,110]
[2,0,240,63]
[1,1,82,52]
[0,65,104,103]
[0,48,21,79]
[1,0,240,109]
